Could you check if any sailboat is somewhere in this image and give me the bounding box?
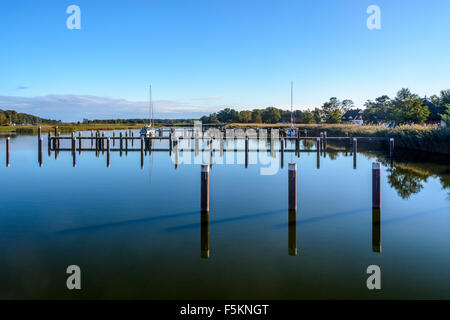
[286,81,297,137]
[140,85,156,137]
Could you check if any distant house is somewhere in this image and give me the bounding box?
[281,117,302,124]
[341,109,363,125]
[423,98,447,127]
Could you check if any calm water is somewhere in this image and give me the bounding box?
[0,131,449,299]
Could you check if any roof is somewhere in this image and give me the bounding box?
[423,99,441,120]
[342,109,363,120]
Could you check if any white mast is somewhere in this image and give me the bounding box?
[290,81,294,127]
[149,85,153,128]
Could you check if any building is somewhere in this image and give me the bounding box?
[423,98,447,127]
[341,109,363,125]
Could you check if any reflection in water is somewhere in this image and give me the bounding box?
[288,210,297,256]
[387,166,426,199]
[201,211,210,259]
[372,208,381,253]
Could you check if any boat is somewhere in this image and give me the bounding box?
[286,81,297,137]
[140,85,156,137]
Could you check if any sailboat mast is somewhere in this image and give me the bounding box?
[149,85,153,128]
[290,81,293,126]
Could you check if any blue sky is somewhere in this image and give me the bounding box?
[1,0,449,121]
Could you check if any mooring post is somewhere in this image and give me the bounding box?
[289,209,297,256]
[316,138,320,169]
[323,131,327,151]
[389,138,394,157]
[131,131,134,147]
[90,130,93,147]
[6,137,10,167]
[201,210,210,259]
[353,138,357,169]
[38,136,43,167]
[72,137,77,167]
[125,131,128,152]
[288,163,297,211]
[119,132,123,151]
[107,137,110,168]
[201,164,210,213]
[245,136,249,168]
[304,129,307,137]
[169,132,173,155]
[372,162,381,209]
[48,132,52,151]
[175,137,179,170]
[37,126,41,142]
[78,132,82,154]
[102,132,105,152]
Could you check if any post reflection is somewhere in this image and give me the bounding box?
[288,210,297,256]
[372,208,381,253]
[201,211,210,259]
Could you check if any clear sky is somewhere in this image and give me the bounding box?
[1,0,449,121]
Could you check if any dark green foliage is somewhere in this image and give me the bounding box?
[0,109,60,125]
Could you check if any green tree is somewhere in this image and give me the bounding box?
[391,89,429,124]
[312,108,323,123]
[301,110,315,124]
[363,95,391,123]
[322,97,350,123]
[261,107,281,124]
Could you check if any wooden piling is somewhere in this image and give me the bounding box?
[107,137,110,168]
[372,162,381,209]
[372,208,381,253]
[288,163,297,211]
[120,132,123,151]
[245,137,248,168]
[78,132,82,154]
[140,137,144,169]
[288,209,297,256]
[91,130,94,147]
[131,131,134,147]
[389,138,394,157]
[48,132,52,151]
[38,136,43,167]
[201,164,210,213]
[6,137,10,167]
[125,131,128,152]
[72,137,77,167]
[38,126,42,142]
[316,138,320,169]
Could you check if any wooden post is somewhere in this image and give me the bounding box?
[389,138,394,157]
[90,130,94,147]
[38,126,41,142]
[288,209,297,256]
[372,208,381,253]
[372,162,381,209]
[353,138,357,169]
[48,132,52,150]
[120,132,123,151]
[131,131,134,147]
[169,132,172,155]
[140,137,144,169]
[280,138,284,169]
[38,136,43,167]
[288,163,297,211]
[6,137,10,167]
[78,132,82,154]
[304,129,307,137]
[201,164,210,213]
[323,131,327,151]
[125,131,128,152]
[72,137,77,167]
[175,137,179,170]
[245,137,248,168]
[201,210,210,259]
[54,126,59,150]
[316,138,320,169]
[107,137,110,168]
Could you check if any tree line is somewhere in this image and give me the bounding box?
[200,88,450,125]
[0,109,61,125]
